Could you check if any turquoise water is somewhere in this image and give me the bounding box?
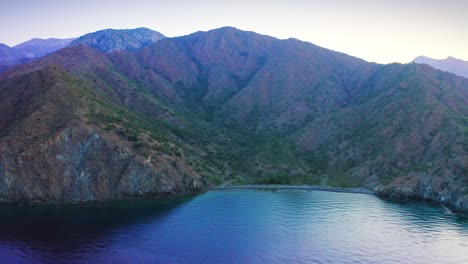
[0,190,467,263]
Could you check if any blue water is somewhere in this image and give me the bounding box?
[0,190,467,263]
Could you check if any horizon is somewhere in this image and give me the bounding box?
[1,0,467,64]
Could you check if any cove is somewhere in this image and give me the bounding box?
[0,189,467,263]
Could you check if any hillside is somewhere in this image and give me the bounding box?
[0,46,226,202]
[110,27,468,213]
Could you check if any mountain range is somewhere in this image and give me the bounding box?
[0,28,165,74]
[414,55,468,78]
[0,27,466,214]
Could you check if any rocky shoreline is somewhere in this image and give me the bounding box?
[373,187,468,218]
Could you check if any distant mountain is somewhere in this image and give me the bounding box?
[413,56,468,78]
[0,44,15,63]
[1,27,467,215]
[0,44,17,68]
[12,38,76,59]
[69,28,165,53]
[0,38,75,73]
[0,27,166,73]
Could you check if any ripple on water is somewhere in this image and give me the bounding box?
[0,189,467,264]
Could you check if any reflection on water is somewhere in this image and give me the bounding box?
[0,190,467,264]
[0,194,197,263]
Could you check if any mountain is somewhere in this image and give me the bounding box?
[0,38,75,73]
[11,38,76,59]
[69,28,165,53]
[1,27,466,214]
[109,27,467,212]
[413,56,468,79]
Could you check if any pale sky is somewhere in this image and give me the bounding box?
[1,0,467,64]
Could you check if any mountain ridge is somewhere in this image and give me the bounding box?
[413,55,468,78]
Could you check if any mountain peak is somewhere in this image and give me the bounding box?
[70,28,165,53]
[413,55,431,61]
[200,26,273,38]
[445,56,467,62]
[212,26,241,32]
[413,55,468,78]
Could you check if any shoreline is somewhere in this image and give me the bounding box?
[0,185,375,206]
[0,190,202,206]
[209,184,375,195]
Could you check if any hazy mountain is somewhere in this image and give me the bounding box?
[0,38,75,73]
[0,44,15,62]
[1,27,466,214]
[413,56,468,78]
[12,38,76,59]
[69,28,165,53]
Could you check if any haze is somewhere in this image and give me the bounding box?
[1,0,467,64]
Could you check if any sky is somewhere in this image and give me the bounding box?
[1,0,467,64]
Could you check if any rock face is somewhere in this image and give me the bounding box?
[69,28,165,53]
[0,27,466,213]
[374,175,468,215]
[0,125,203,202]
[414,56,468,79]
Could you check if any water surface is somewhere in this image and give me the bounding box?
[0,190,467,263]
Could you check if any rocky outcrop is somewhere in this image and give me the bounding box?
[373,174,468,215]
[0,124,204,202]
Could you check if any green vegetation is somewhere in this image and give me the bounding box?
[256,174,292,185]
